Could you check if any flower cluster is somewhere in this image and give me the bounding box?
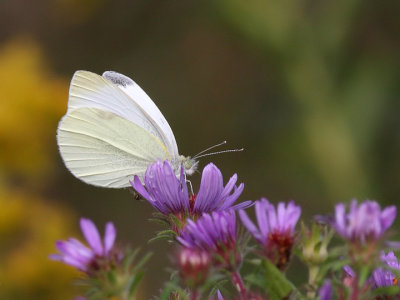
[52,159,400,300]
[372,251,400,288]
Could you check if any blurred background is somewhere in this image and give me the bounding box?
[0,0,399,298]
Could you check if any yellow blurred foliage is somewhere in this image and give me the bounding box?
[0,182,80,299]
[0,38,67,179]
[0,38,85,299]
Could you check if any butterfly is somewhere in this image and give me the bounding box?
[57,70,198,188]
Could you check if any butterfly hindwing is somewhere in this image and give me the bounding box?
[57,107,170,188]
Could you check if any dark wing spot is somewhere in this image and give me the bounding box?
[103,71,134,87]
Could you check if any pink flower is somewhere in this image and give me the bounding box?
[50,218,116,273]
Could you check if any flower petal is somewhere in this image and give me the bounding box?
[80,218,103,255]
[381,205,396,232]
[239,209,264,244]
[130,175,151,200]
[194,163,223,213]
[104,222,116,255]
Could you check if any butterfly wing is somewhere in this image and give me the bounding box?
[102,71,179,159]
[68,70,179,159]
[57,107,170,188]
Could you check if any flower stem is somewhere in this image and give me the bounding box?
[190,289,198,300]
[307,265,319,298]
[232,270,247,299]
[350,275,359,300]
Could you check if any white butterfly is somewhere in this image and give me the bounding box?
[57,70,198,188]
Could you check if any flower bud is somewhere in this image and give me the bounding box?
[178,247,211,288]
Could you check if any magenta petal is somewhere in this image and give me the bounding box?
[217,290,224,300]
[48,254,63,261]
[220,183,245,211]
[256,199,270,238]
[178,211,237,254]
[334,203,346,237]
[386,241,400,248]
[381,205,396,231]
[194,163,223,212]
[80,218,103,255]
[239,209,264,244]
[62,255,88,271]
[104,222,116,255]
[230,200,253,211]
[55,239,86,258]
[318,280,332,300]
[218,173,238,200]
[130,175,151,200]
[334,200,395,243]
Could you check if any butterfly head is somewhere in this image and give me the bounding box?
[180,156,199,176]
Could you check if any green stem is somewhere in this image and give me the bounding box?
[307,265,319,299]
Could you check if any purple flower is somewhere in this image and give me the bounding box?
[239,198,301,245]
[372,251,400,288]
[131,160,251,217]
[333,200,396,244]
[318,280,332,300]
[344,252,400,290]
[239,198,301,270]
[177,211,240,269]
[50,218,117,273]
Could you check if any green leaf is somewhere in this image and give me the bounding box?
[371,285,400,297]
[169,214,184,228]
[158,279,188,300]
[245,273,265,288]
[149,217,170,226]
[358,265,371,287]
[128,271,144,297]
[262,259,295,300]
[131,252,153,274]
[122,248,139,273]
[148,230,177,243]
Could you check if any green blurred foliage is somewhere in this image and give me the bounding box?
[213,0,400,201]
[0,0,399,298]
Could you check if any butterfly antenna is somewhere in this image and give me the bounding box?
[193,140,227,158]
[195,148,244,159]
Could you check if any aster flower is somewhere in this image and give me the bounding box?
[131,160,251,218]
[239,198,301,270]
[177,210,240,269]
[50,218,117,273]
[333,200,396,244]
[372,251,400,288]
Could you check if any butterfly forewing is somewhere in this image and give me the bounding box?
[102,71,179,158]
[68,71,178,157]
